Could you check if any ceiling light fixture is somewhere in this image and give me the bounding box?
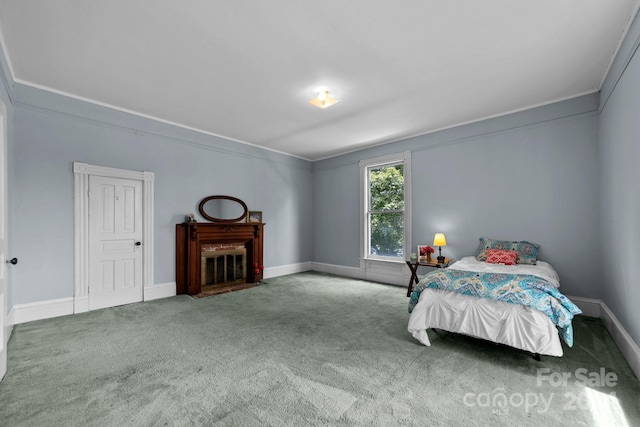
[309,89,339,109]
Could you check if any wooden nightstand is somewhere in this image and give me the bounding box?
[406,258,452,297]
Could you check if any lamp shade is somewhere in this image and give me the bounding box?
[433,233,447,247]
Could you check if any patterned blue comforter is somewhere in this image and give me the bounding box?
[408,269,582,346]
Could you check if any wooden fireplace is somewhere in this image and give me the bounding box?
[176,222,264,295]
[175,195,264,296]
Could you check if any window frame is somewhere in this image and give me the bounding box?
[359,151,412,263]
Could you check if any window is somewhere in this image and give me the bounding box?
[360,152,411,261]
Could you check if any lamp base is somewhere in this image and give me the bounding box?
[437,255,445,263]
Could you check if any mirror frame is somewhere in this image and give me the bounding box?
[198,195,248,223]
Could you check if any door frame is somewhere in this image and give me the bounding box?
[0,98,8,380]
[73,162,154,313]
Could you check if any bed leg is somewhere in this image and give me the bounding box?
[533,353,541,361]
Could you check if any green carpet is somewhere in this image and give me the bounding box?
[1,271,639,426]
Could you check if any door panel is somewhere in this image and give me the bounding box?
[102,263,113,291]
[89,176,143,310]
[123,186,135,232]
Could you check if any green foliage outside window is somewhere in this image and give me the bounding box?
[369,165,404,257]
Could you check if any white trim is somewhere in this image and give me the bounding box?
[311,260,409,287]
[263,262,312,279]
[359,152,412,286]
[8,280,180,325]
[312,92,598,162]
[600,301,640,381]
[362,258,407,286]
[74,296,89,313]
[14,79,311,161]
[3,323,11,347]
[0,28,15,102]
[565,295,602,318]
[359,151,412,271]
[0,97,7,380]
[144,282,176,301]
[311,262,362,280]
[565,296,639,381]
[1,319,9,379]
[73,165,89,313]
[9,298,74,325]
[598,1,640,94]
[404,151,412,259]
[73,162,155,181]
[4,274,639,381]
[142,172,155,288]
[73,162,154,312]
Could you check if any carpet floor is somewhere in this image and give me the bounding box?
[0,271,639,426]
[194,282,260,298]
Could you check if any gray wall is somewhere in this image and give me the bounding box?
[9,85,313,305]
[313,94,602,298]
[599,12,640,345]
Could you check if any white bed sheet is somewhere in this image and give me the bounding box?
[407,257,564,357]
[448,256,560,288]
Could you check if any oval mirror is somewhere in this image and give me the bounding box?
[198,195,248,223]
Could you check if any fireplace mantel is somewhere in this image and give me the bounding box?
[176,222,264,295]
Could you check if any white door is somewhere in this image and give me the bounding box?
[0,100,7,380]
[89,175,143,310]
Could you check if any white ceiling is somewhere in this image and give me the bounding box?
[0,1,638,161]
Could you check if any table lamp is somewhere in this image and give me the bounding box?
[433,233,447,263]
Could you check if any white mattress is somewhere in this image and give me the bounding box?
[407,257,564,357]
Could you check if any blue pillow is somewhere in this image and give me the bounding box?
[475,237,539,265]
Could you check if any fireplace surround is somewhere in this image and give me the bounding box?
[175,196,264,296]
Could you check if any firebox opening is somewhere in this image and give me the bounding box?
[200,243,247,290]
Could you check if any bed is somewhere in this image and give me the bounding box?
[407,242,582,358]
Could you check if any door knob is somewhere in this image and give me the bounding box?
[135,242,142,246]
[6,257,17,265]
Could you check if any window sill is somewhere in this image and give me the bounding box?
[360,257,405,264]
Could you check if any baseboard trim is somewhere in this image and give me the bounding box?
[4,322,12,346]
[363,270,406,287]
[310,261,409,287]
[600,301,640,381]
[74,296,89,314]
[5,277,639,381]
[9,297,75,325]
[310,262,362,279]
[566,296,640,380]
[144,282,176,301]
[263,262,312,279]
[9,281,178,325]
[566,295,602,318]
